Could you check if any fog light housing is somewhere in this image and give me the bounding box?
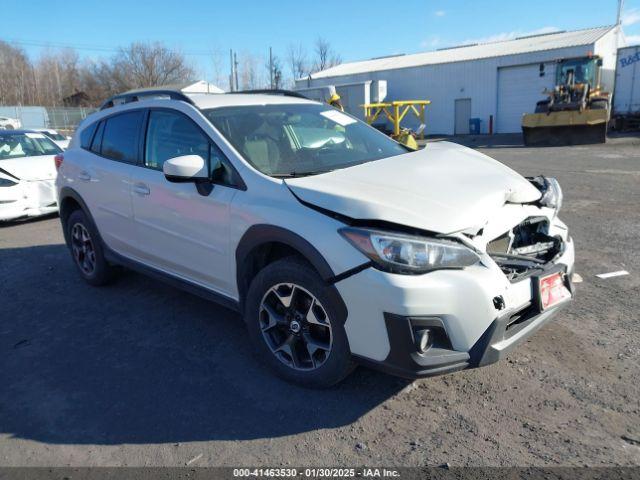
[415,329,431,353]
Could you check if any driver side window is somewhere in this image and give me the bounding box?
[145,110,210,171]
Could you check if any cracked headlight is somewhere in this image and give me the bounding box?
[539,177,563,215]
[339,227,480,274]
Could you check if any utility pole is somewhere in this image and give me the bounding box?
[616,0,625,49]
[234,52,239,92]
[269,47,274,90]
[229,49,234,92]
[617,0,624,25]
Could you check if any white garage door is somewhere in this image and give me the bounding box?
[497,63,556,133]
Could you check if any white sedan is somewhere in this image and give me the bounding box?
[0,130,61,221]
[0,116,21,130]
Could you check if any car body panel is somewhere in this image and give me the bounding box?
[60,148,138,255]
[285,141,542,234]
[0,155,57,181]
[53,139,70,150]
[130,166,239,296]
[0,154,58,221]
[227,181,371,299]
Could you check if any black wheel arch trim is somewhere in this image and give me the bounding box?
[58,187,104,249]
[236,224,334,284]
[235,224,355,318]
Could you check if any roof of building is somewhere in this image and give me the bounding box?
[309,26,615,80]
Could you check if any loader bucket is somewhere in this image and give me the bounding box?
[521,109,608,147]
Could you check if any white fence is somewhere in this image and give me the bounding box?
[0,106,97,133]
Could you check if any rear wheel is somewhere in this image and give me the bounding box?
[244,257,354,387]
[67,209,115,286]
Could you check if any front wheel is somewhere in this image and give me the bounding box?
[244,257,354,387]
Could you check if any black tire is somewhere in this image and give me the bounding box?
[590,99,608,110]
[535,101,550,114]
[244,256,354,388]
[66,209,115,286]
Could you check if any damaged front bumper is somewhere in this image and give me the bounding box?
[0,179,58,221]
[351,259,574,379]
[336,209,575,379]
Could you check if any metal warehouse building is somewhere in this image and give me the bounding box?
[296,26,621,135]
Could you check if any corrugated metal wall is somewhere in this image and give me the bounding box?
[298,37,619,135]
[614,45,640,115]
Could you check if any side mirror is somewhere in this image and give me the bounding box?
[163,155,208,183]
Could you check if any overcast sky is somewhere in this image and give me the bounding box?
[5,0,640,83]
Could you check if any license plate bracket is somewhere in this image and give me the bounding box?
[536,270,572,310]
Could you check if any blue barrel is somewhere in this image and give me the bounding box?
[469,118,481,135]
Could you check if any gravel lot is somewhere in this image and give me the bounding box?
[1,135,639,467]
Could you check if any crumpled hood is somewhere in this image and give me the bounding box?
[0,155,57,181]
[285,141,541,234]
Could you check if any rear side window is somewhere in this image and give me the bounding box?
[101,111,143,163]
[80,122,98,149]
[144,110,209,170]
[90,121,104,154]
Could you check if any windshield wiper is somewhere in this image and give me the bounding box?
[273,169,334,178]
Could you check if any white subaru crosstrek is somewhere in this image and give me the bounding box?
[55,89,575,387]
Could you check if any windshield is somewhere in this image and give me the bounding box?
[0,132,62,160]
[557,59,596,85]
[43,131,66,141]
[203,103,408,177]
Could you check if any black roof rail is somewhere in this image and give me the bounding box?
[228,89,308,99]
[99,89,196,110]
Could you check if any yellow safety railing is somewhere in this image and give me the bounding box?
[362,100,431,138]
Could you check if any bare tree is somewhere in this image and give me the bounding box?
[287,43,307,85]
[240,53,261,90]
[0,41,34,105]
[33,48,81,106]
[312,37,341,73]
[209,46,227,91]
[108,42,195,91]
[0,38,342,107]
[273,60,283,89]
[266,52,283,89]
[0,40,196,107]
[77,59,109,105]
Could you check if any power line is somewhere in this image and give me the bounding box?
[5,38,216,57]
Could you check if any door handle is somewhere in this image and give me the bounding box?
[78,171,91,182]
[133,183,150,196]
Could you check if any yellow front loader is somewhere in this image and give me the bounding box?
[522,56,610,146]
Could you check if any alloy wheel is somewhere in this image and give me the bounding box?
[71,223,96,276]
[259,283,333,371]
